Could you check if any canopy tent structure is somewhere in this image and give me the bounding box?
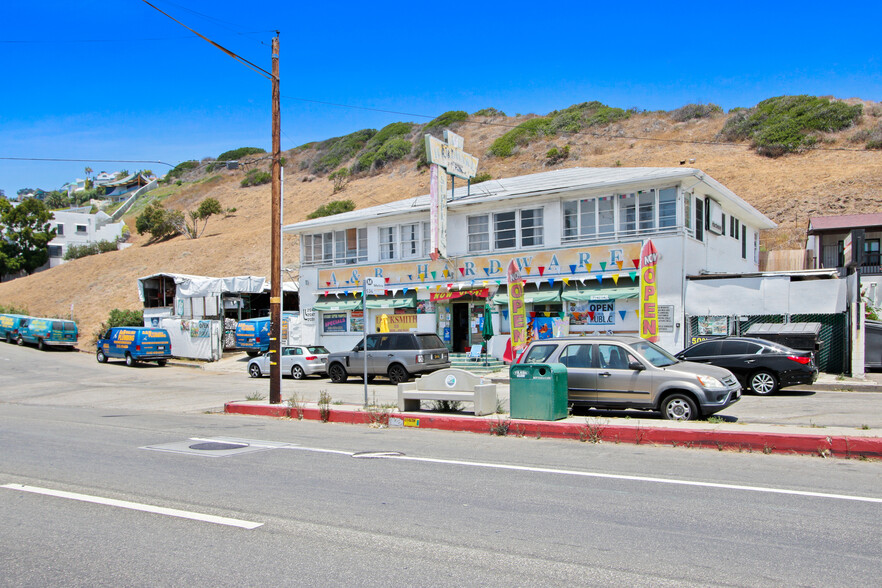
[137,273,268,302]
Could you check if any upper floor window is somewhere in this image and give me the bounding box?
[564,189,676,243]
[55,224,64,236]
[473,208,544,252]
[303,228,366,266]
[468,215,490,253]
[76,224,87,234]
[694,197,705,242]
[422,221,431,257]
[379,226,397,260]
[400,223,420,259]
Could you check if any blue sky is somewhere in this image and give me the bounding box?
[2,0,880,196]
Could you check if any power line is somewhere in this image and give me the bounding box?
[0,157,174,167]
[0,32,276,44]
[140,0,274,80]
[280,95,881,154]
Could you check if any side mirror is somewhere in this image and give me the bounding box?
[628,360,645,371]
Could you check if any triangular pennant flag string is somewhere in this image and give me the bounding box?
[431,271,437,280]
[629,271,638,281]
[616,260,623,270]
[538,266,545,276]
[585,263,592,272]
[596,274,603,284]
[459,267,465,276]
[562,277,570,285]
[612,274,620,284]
[619,310,627,320]
[599,262,607,271]
[548,278,555,287]
[569,264,577,274]
[632,258,640,268]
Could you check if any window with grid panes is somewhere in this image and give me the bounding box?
[400,223,420,259]
[494,211,517,249]
[422,221,431,256]
[638,190,655,231]
[468,215,489,252]
[659,188,677,229]
[521,208,543,246]
[379,226,397,260]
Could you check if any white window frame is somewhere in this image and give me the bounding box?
[303,228,366,266]
[400,223,420,259]
[468,214,490,253]
[379,226,398,261]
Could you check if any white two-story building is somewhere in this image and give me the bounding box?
[47,208,127,267]
[284,167,776,357]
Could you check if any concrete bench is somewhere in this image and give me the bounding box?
[397,368,497,416]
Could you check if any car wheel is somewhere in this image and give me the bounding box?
[329,363,348,383]
[291,365,305,380]
[750,370,778,395]
[246,351,260,358]
[38,339,44,351]
[661,393,698,421]
[97,350,107,364]
[248,363,262,378]
[387,364,409,385]
[157,359,167,367]
[125,353,136,367]
[16,335,24,346]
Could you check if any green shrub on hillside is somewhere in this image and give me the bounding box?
[350,123,414,173]
[0,303,29,315]
[63,240,119,261]
[135,204,182,241]
[95,308,144,338]
[669,103,723,122]
[425,110,468,130]
[546,145,570,165]
[307,199,356,219]
[472,107,505,117]
[240,169,272,187]
[471,172,492,184]
[490,102,630,157]
[217,147,266,161]
[311,129,377,174]
[166,160,198,181]
[719,95,863,157]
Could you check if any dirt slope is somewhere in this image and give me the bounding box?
[2,102,881,347]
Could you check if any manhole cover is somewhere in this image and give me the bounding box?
[189,442,249,451]
[351,451,405,459]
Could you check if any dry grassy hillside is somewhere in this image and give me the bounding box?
[2,99,881,348]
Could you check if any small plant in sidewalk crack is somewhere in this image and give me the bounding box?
[581,418,606,443]
[366,392,392,428]
[245,392,265,401]
[318,390,332,422]
[489,417,511,436]
[286,393,305,420]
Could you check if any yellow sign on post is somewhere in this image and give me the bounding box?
[507,259,527,352]
[639,240,659,342]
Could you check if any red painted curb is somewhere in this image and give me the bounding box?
[223,402,882,459]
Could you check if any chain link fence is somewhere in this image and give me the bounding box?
[687,313,846,374]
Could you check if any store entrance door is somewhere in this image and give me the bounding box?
[452,303,470,353]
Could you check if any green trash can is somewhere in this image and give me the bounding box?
[509,363,568,420]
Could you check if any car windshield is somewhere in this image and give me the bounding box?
[629,340,679,367]
[308,346,329,354]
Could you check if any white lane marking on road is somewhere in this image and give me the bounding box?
[1,484,263,529]
[376,456,882,505]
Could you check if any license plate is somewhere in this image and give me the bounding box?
[158,346,165,351]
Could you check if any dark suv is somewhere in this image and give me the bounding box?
[518,335,741,421]
[327,332,450,384]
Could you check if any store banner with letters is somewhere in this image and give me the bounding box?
[639,240,659,342]
[507,259,527,351]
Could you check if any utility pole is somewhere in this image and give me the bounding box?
[269,34,282,404]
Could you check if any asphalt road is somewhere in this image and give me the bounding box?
[2,404,881,586]
[2,343,881,429]
[2,343,882,585]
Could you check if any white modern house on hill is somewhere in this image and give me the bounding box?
[46,208,127,267]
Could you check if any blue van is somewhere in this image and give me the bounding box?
[235,314,296,357]
[96,327,172,367]
[18,317,79,350]
[0,314,29,343]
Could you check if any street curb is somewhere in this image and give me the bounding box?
[224,402,882,459]
[808,383,882,393]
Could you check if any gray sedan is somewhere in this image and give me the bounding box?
[247,345,330,380]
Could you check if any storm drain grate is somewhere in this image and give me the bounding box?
[141,437,298,458]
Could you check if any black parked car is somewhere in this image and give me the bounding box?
[675,337,818,395]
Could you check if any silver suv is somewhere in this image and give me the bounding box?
[327,332,450,385]
[519,335,741,421]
